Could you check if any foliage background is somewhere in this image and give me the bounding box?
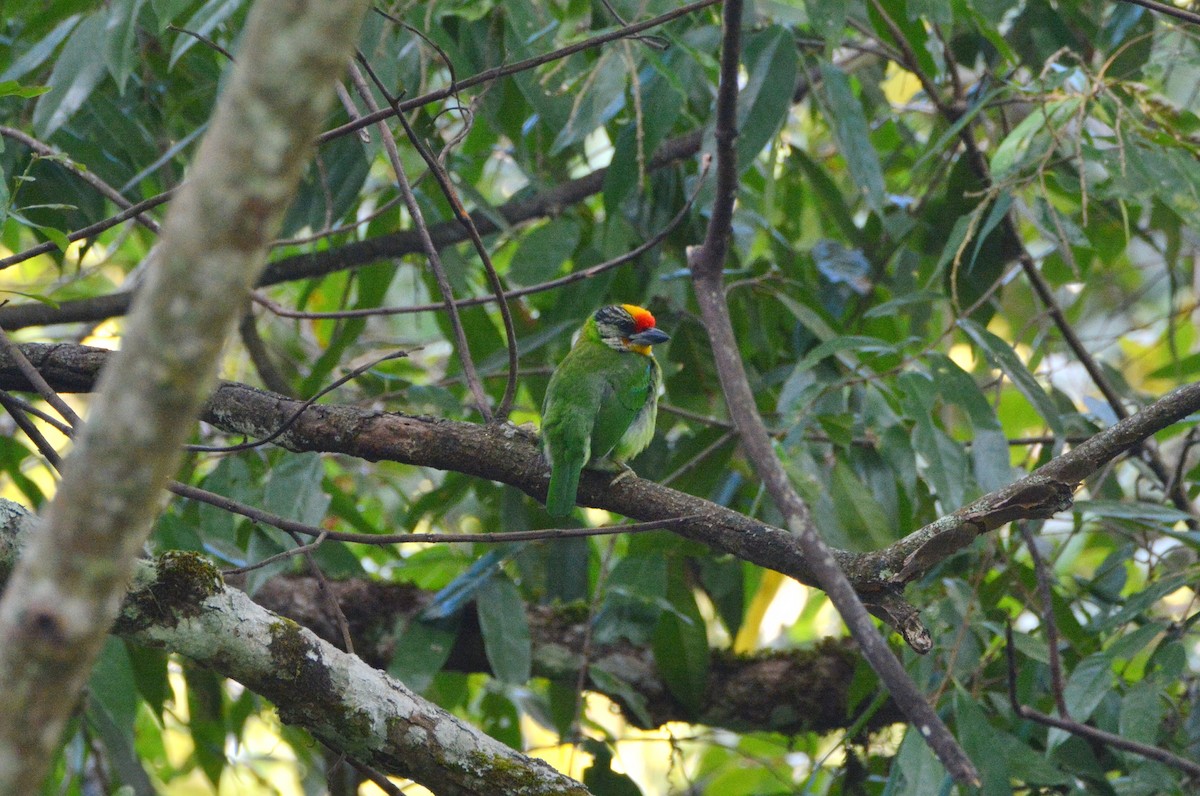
[1,0,1199,793]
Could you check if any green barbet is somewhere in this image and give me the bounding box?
[541,304,669,517]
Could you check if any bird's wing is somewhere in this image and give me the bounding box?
[589,357,654,460]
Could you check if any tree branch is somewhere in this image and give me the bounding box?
[0,507,592,796]
[4,342,1199,620]
[245,574,903,736]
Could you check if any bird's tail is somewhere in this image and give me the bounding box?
[546,455,584,517]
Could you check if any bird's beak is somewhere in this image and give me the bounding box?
[630,328,669,346]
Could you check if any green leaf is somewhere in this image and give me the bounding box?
[1093,573,1192,632]
[929,355,1013,491]
[185,665,227,786]
[0,15,80,83]
[1146,351,1200,380]
[195,455,261,565]
[819,62,887,214]
[958,318,1063,435]
[476,575,532,684]
[508,218,581,287]
[89,638,140,738]
[150,0,196,28]
[105,0,147,94]
[594,552,667,645]
[87,699,156,796]
[32,13,108,137]
[829,459,893,550]
[587,665,654,727]
[126,643,170,718]
[0,80,51,99]
[1119,678,1163,747]
[1062,652,1114,727]
[804,0,847,52]
[899,371,968,510]
[651,565,709,716]
[990,97,1083,179]
[263,451,329,525]
[389,616,459,694]
[736,26,798,166]
[551,52,627,154]
[1076,500,1195,525]
[603,70,682,210]
[889,726,949,795]
[583,741,644,796]
[955,689,1069,794]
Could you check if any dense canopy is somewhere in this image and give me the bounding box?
[1,0,1199,793]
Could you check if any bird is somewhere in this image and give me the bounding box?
[541,304,669,517]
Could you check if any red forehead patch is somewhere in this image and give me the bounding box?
[621,304,656,332]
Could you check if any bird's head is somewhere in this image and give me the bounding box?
[590,304,669,355]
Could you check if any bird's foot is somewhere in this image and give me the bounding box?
[608,462,637,485]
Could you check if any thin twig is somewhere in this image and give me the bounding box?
[355,54,520,421]
[0,127,161,235]
[166,24,235,62]
[1016,523,1069,717]
[0,193,173,271]
[0,323,82,428]
[317,0,722,144]
[1004,624,1200,778]
[0,391,63,470]
[222,532,328,575]
[169,477,689,545]
[1115,0,1200,25]
[345,758,406,796]
[187,349,412,453]
[0,392,72,435]
[295,537,355,654]
[345,63,493,421]
[250,159,707,321]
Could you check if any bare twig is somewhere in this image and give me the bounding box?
[1005,625,1200,779]
[167,24,235,62]
[354,54,520,420]
[0,392,63,470]
[0,392,72,436]
[168,477,690,546]
[0,127,161,235]
[222,532,329,575]
[187,349,412,453]
[347,63,492,420]
[0,325,81,429]
[317,0,722,144]
[1016,523,1069,717]
[250,158,707,321]
[0,193,173,272]
[1115,0,1200,26]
